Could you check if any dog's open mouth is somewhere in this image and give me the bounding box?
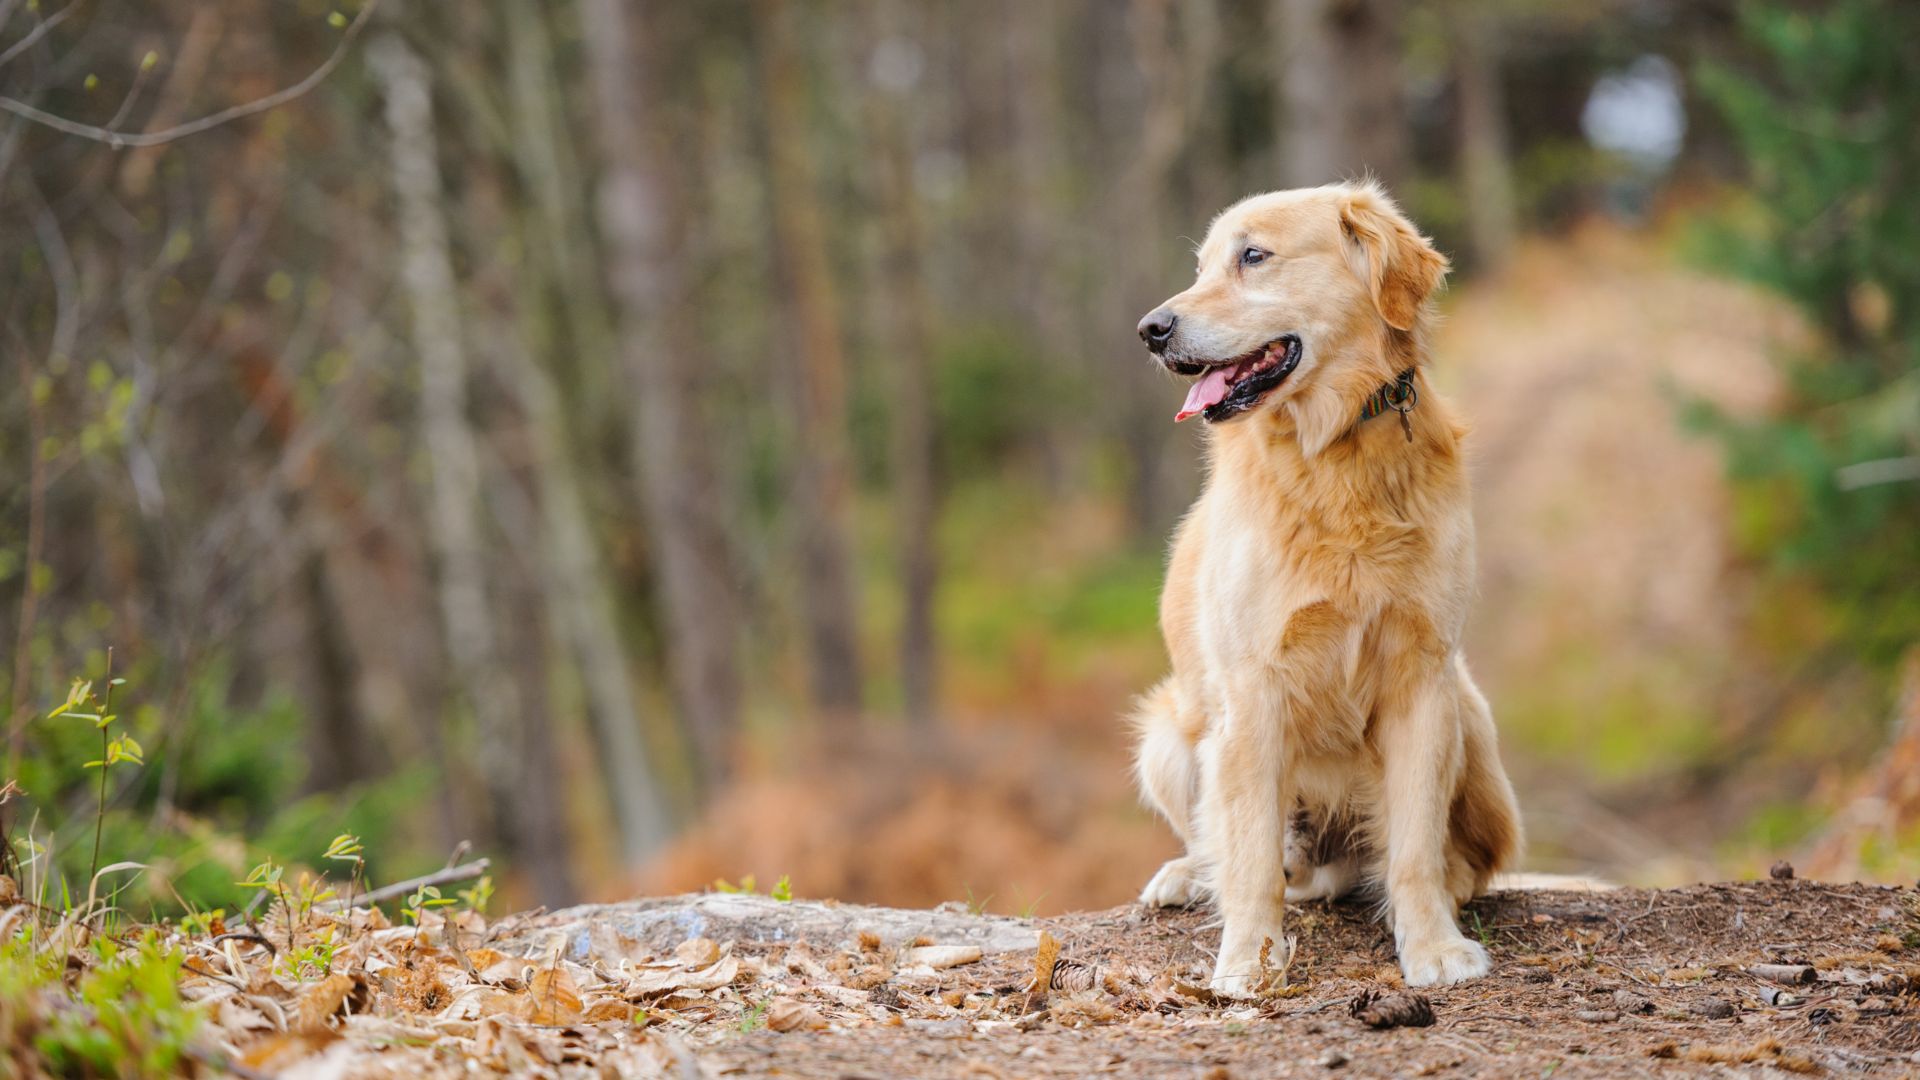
[1169,335,1302,423]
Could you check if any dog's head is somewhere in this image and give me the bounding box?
[1138,181,1448,451]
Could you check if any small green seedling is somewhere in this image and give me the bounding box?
[712,874,793,901]
[49,649,140,885]
[1469,909,1493,947]
[456,874,494,914]
[324,834,367,934]
[402,884,455,928]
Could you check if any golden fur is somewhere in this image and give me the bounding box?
[1129,181,1522,993]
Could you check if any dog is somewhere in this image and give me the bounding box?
[1128,180,1522,994]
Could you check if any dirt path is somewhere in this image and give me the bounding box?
[209,880,1919,1077]
[476,881,1918,1078]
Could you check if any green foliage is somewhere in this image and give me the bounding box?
[401,883,456,926]
[0,719,431,1075]
[2,930,203,1079]
[280,926,340,981]
[14,655,438,917]
[326,833,369,912]
[1498,644,1719,781]
[938,478,1163,688]
[933,329,1077,481]
[1692,0,1920,669]
[736,997,769,1033]
[237,858,340,962]
[47,653,135,884]
[711,873,793,902]
[456,873,495,914]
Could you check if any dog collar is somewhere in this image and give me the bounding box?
[1359,368,1419,440]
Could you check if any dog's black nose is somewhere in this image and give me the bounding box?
[1138,307,1177,353]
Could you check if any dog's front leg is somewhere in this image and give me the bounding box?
[1196,696,1289,998]
[1378,671,1488,986]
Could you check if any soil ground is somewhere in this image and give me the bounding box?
[583,881,1918,1078]
[199,880,1920,1078]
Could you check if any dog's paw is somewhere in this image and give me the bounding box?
[1209,967,1261,1000]
[1398,934,1490,987]
[1209,929,1283,999]
[1138,856,1203,908]
[1209,950,1264,999]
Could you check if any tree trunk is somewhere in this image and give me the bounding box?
[483,0,682,863]
[1107,0,1193,540]
[1005,0,1084,497]
[499,330,674,868]
[299,554,376,793]
[492,535,582,908]
[226,337,462,844]
[1271,0,1408,188]
[756,0,866,725]
[369,33,575,876]
[865,0,940,729]
[6,357,46,776]
[1448,5,1518,273]
[580,0,747,784]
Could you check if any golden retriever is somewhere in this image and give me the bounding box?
[1129,180,1521,994]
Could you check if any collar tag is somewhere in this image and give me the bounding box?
[1361,368,1419,441]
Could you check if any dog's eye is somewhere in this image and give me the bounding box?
[1241,247,1269,267]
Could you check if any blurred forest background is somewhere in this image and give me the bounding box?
[1,0,1915,917]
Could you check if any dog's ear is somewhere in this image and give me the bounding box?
[1339,185,1449,332]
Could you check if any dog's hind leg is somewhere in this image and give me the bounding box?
[1377,664,1489,987]
[1446,659,1522,905]
[1132,678,1207,908]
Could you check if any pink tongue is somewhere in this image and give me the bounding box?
[1175,366,1238,422]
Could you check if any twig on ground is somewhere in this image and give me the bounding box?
[211,930,276,956]
[318,857,490,912]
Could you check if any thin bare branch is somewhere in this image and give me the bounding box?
[317,858,491,911]
[0,0,377,148]
[100,41,159,131]
[0,0,77,70]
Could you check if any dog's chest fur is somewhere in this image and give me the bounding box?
[1176,412,1474,763]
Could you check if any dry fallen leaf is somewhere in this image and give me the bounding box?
[812,984,875,1008]
[583,998,637,1023]
[1025,931,1062,1009]
[626,954,740,996]
[766,998,830,1032]
[675,937,721,968]
[293,972,365,1031]
[464,947,521,982]
[239,1030,340,1072]
[441,985,537,1022]
[783,941,832,982]
[527,965,584,1024]
[900,945,982,970]
[1051,990,1120,1027]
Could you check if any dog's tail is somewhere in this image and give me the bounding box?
[1130,677,1200,844]
[1491,871,1617,892]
